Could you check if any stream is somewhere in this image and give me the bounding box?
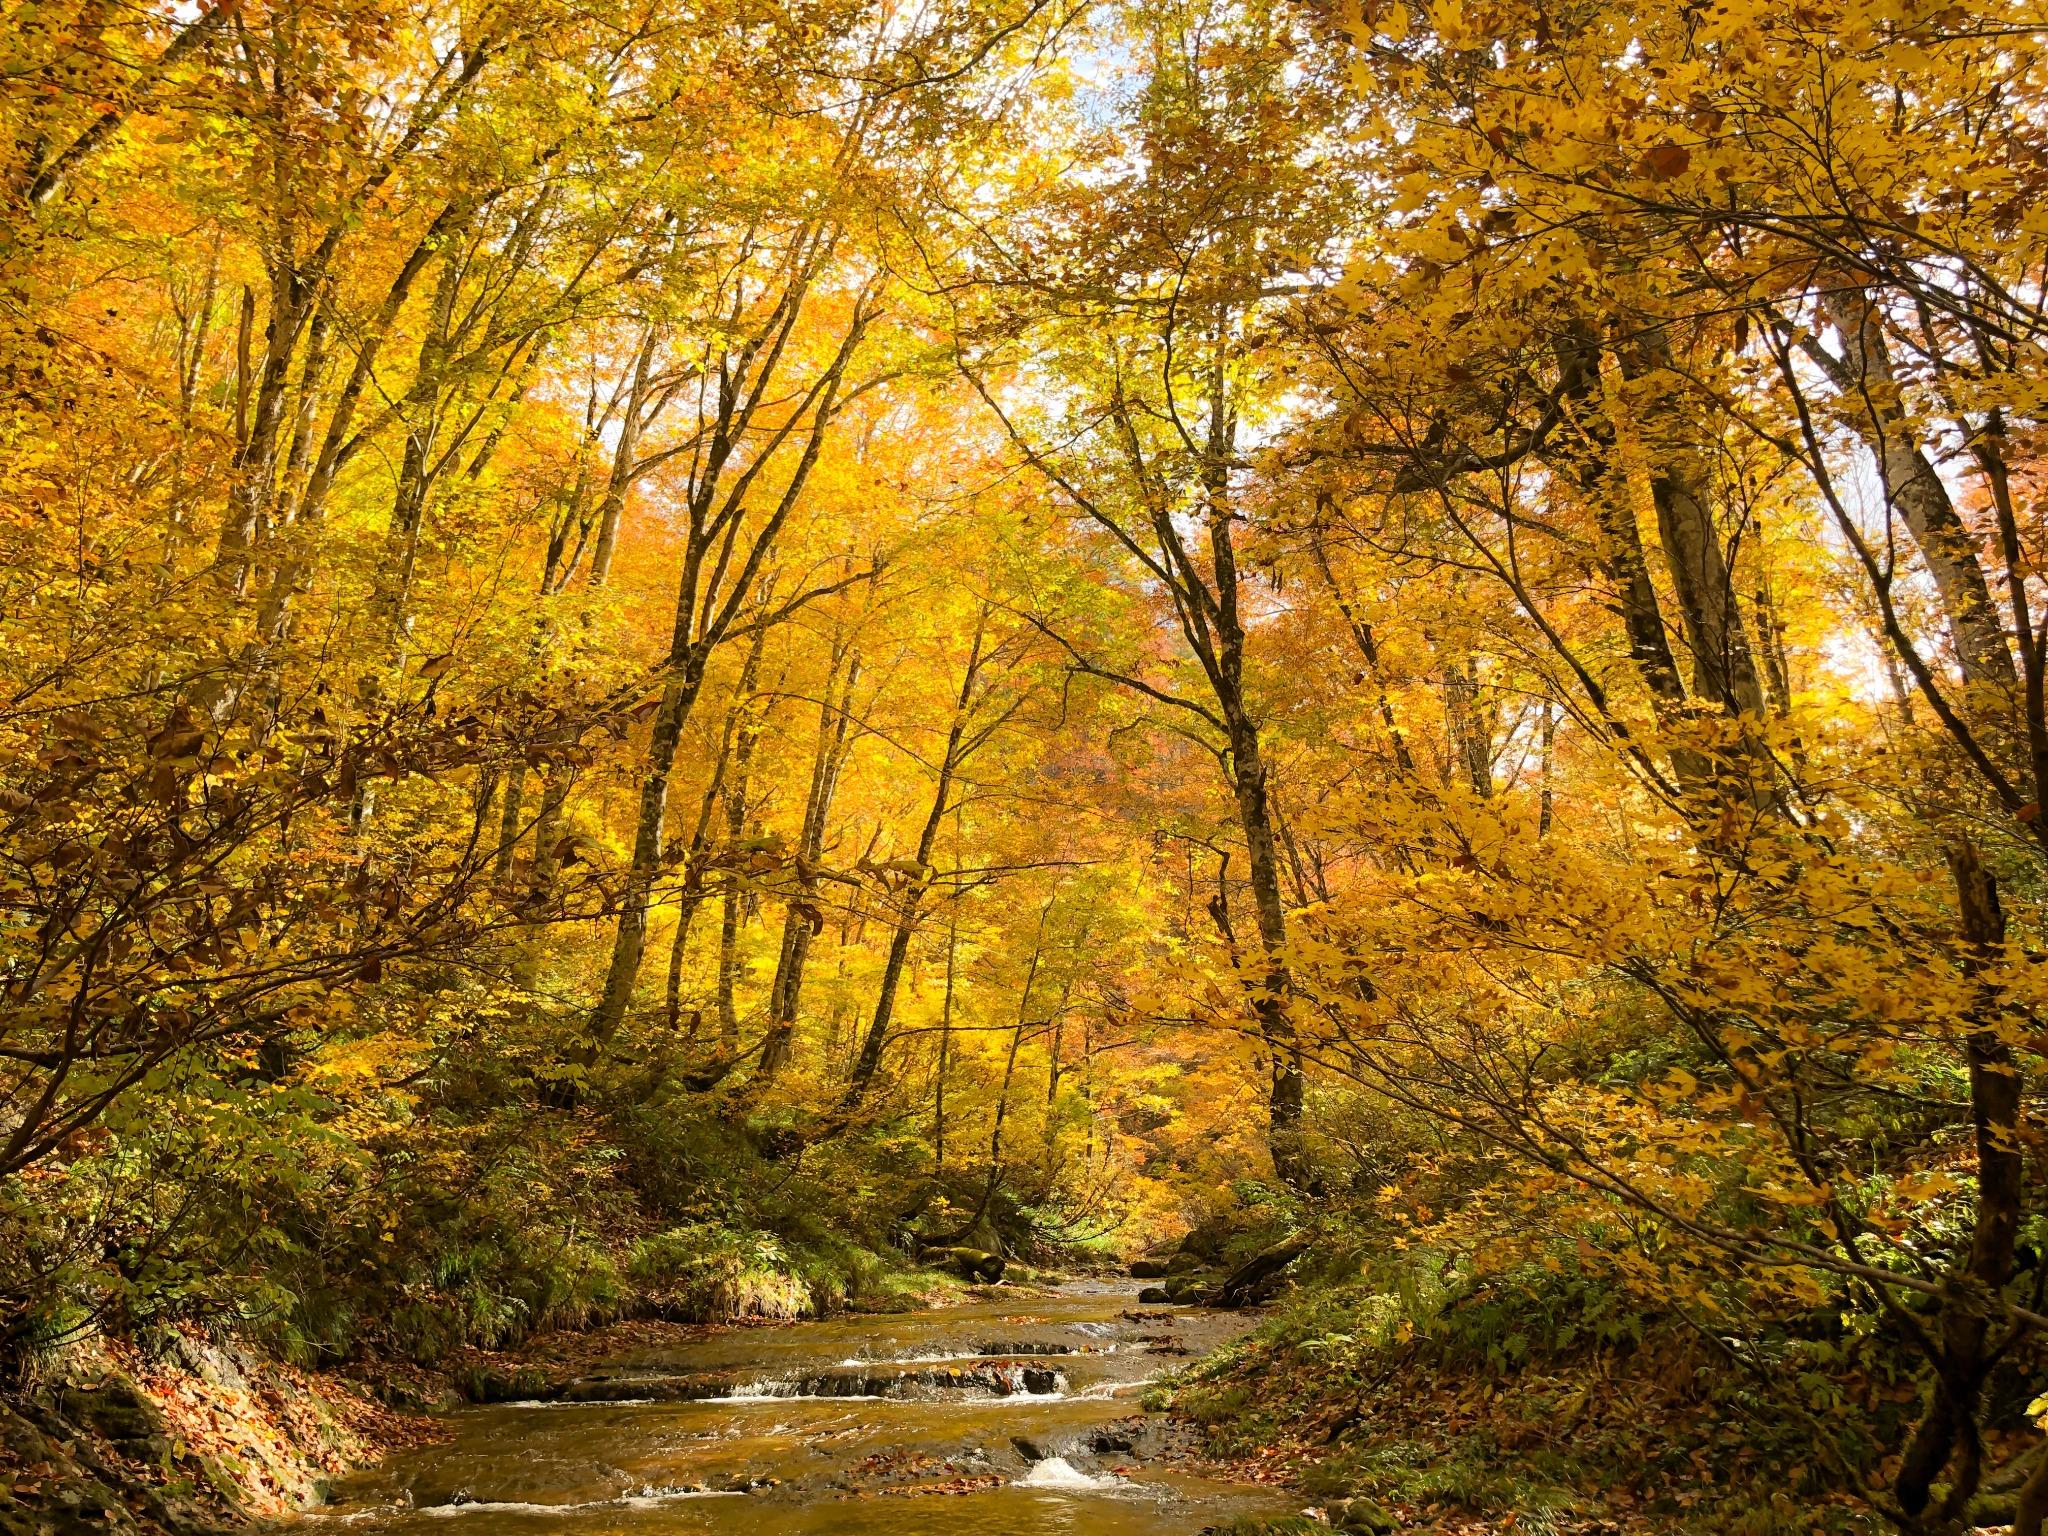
[307,1282,1295,1535]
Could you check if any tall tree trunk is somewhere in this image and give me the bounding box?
[592,644,714,1038]
[1192,345,1306,1189]
[1614,332,1767,723]
[493,764,526,889]
[847,625,985,1100]
[949,897,1055,1245]
[663,676,749,1036]
[21,8,229,206]
[373,251,465,644]
[588,298,863,1044]
[714,619,774,1054]
[1895,841,2025,1527]
[1818,285,2017,702]
[216,265,319,591]
[932,893,959,1174]
[527,764,574,901]
[1227,708,1307,1187]
[664,888,710,1039]
[1310,535,1417,777]
[715,888,744,1053]
[1443,654,1492,797]
[758,652,860,1083]
[585,324,661,589]
[1552,323,1692,716]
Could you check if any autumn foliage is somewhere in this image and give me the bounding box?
[4,0,2048,1527]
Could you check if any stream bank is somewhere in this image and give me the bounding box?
[0,1331,423,1536]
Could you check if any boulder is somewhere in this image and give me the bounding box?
[1127,1257,1171,1279]
[1137,1285,1172,1304]
[926,1246,1006,1284]
[1176,1215,1235,1263]
[54,1378,170,1460]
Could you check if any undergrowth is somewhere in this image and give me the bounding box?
[1165,1245,1990,1536]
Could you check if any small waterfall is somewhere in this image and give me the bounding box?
[1014,1457,1119,1490]
[718,1363,1067,1400]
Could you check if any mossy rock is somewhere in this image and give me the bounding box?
[1328,1496,1401,1534]
[55,1379,169,1453]
[460,1365,553,1403]
[925,1246,1005,1284]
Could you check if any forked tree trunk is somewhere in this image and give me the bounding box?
[1615,334,1767,722]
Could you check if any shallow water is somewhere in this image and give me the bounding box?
[306,1283,1293,1535]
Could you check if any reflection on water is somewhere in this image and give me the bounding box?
[304,1283,1292,1536]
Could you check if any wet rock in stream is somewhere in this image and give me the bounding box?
[973,1339,1076,1356]
[535,1360,1068,1403]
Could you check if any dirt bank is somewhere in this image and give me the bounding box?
[0,1331,434,1535]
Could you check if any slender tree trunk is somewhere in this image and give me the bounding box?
[1311,537,1417,777]
[588,299,864,1043]
[1648,463,1767,718]
[758,653,860,1082]
[665,889,710,1038]
[592,646,712,1038]
[217,266,317,590]
[715,620,773,1054]
[715,892,743,1053]
[1895,840,2025,1525]
[22,8,228,206]
[664,681,748,1036]
[847,626,985,1100]
[374,252,464,643]
[1820,285,2016,702]
[586,324,661,589]
[493,765,526,889]
[1615,334,1767,721]
[1228,711,1307,1187]
[1443,655,1492,797]
[932,896,959,1174]
[1552,323,1693,718]
[527,764,574,900]
[960,898,1053,1242]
